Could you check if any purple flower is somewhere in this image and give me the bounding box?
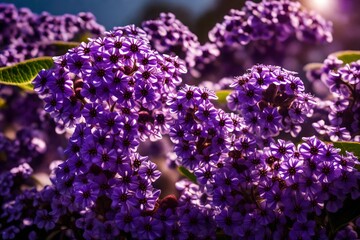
[111,186,135,210]
[66,53,91,76]
[315,160,341,183]
[48,72,74,97]
[98,112,122,134]
[82,103,104,125]
[234,136,256,156]
[299,136,326,159]
[214,168,239,192]
[33,69,54,94]
[135,65,159,84]
[135,82,160,110]
[298,174,321,198]
[212,188,235,208]
[283,195,310,223]
[279,157,303,184]
[326,193,345,213]
[288,102,307,124]
[115,209,141,232]
[334,226,358,240]
[338,62,360,85]
[260,107,283,136]
[1,226,20,240]
[142,12,200,69]
[208,0,332,49]
[195,102,218,122]
[262,183,283,210]
[135,216,163,240]
[329,127,352,142]
[138,160,161,182]
[121,37,148,59]
[194,163,216,185]
[93,146,117,170]
[237,83,263,106]
[270,139,295,160]
[285,75,305,95]
[74,183,99,208]
[109,168,134,189]
[312,120,330,135]
[289,220,316,240]
[135,189,161,211]
[34,209,57,230]
[215,208,242,235]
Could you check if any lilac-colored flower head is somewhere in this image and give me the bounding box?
[0,4,105,67]
[209,0,332,49]
[2,2,360,239]
[183,0,333,80]
[309,55,360,141]
[228,64,315,138]
[167,81,359,238]
[142,12,201,68]
[34,25,186,139]
[31,24,187,239]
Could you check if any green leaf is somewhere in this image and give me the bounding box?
[50,41,80,49]
[18,83,34,91]
[177,166,197,184]
[330,50,360,64]
[216,90,232,104]
[46,41,81,55]
[332,141,360,160]
[72,31,93,42]
[0,57,53,86]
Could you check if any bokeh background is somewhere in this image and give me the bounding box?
[3,0,359,55]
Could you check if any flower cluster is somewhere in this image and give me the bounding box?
[168,85,360,239]
[0,3,104,66]
[1,0,360,239]
[308,56,360,141]
[142,0,333,81]
[227,64,316,139]
[0,84,68,239]
[31,25,188,239]
[168,84,228,169]
[0,128,47,239]
[0,129,44,199]
[0,5,103,237]
[33,25,186,138]
[142,12,201,67]
[2,53,360,239]
[209,0,333,48]
[201,0,332,80]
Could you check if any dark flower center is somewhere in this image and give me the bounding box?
[130,44,138,52]
[97,69,106,77]
[186,91,193,100]
[310,146,318,155]
[110,55,119,63]
[288,167,296,175]
[266,114,274,122]
[114,41,122,49]
[142,71,151,79]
